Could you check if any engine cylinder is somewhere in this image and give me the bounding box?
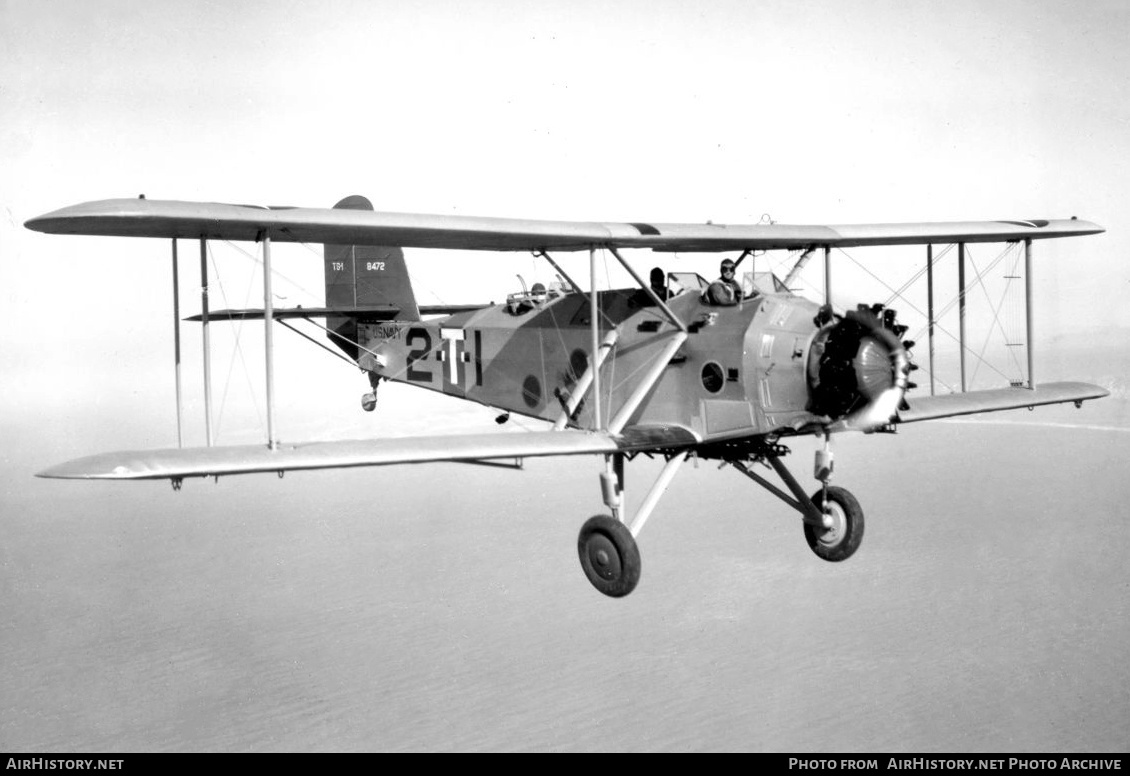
[807,308,911,426]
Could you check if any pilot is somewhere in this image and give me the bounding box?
[649,267,668,301]
[704,258,743,305]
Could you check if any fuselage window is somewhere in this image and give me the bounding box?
[701,361,725,394]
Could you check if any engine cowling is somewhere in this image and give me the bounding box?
[807,305,914,430]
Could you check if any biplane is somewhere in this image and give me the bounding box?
[25,196,1108,597]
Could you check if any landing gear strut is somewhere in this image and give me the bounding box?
[576,452,688,598]
[574,437,865,596]
[726,437,865,563]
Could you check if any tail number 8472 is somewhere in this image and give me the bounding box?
[331,261,386,271]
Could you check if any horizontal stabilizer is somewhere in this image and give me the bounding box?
[187,305,399,322]
[184,303,489,322]
[26,198,1105,253]
[36,424,700,481]
[419,304,491,316]
[896,382,1109,424]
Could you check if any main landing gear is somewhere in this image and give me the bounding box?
[576,451,688,598]
[577,515,641,598]
[726,436,864,564]
[805,486,864,562]
[575,436,864,598]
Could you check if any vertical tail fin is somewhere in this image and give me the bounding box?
[324,195,419,359]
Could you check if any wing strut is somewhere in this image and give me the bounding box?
[589,247,603,429]
[823,244,832,306]
[608,247,687,333]
[262,234,278,450]
[171,239,183,447]
[533,250,583,296]
[192,234,281,449]
[607,331,688,434]
[199,238,214,446]
[1025,238,1034,390]
[958,242,967,391]
[927,243,936,395]
[553,329,619,430]
[783,247,815,289]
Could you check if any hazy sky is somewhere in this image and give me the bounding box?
[2,0,1129,446]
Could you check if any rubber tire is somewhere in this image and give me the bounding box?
[804,486,865,562]
[577,515,641,598]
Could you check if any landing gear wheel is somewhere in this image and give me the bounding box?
[804,486,864,562]
[361,392,377,412]
[577,515,641,598]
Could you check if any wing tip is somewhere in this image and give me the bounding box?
[36,454,143,480]
[35,466,88,480]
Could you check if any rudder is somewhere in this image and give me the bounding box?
[324,195,419,359]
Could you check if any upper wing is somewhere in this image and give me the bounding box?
[896,381,1109,424]
[36,425,700,481]
[26,199,1104,253]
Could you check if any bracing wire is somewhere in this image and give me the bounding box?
[970,244,1023,375]
[225,235,454,384]
[839,246,936,321]
[277,320,359,370]
[837,242,1015,387]
[882,243,955,307]
[904,244,1017,385]
[224,238,319,306]
[207,242,264,439]
[909,243,1014,337]
[969,244,1026,386]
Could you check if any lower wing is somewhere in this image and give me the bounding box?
[36,425,699,481]
[896,381,1108,424]
[35,382,1107,482]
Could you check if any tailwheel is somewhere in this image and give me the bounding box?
[804,486,865,562]
[577,515,641,598]
[361,376,381,412]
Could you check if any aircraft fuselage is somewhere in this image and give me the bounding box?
[357,288,826,441]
